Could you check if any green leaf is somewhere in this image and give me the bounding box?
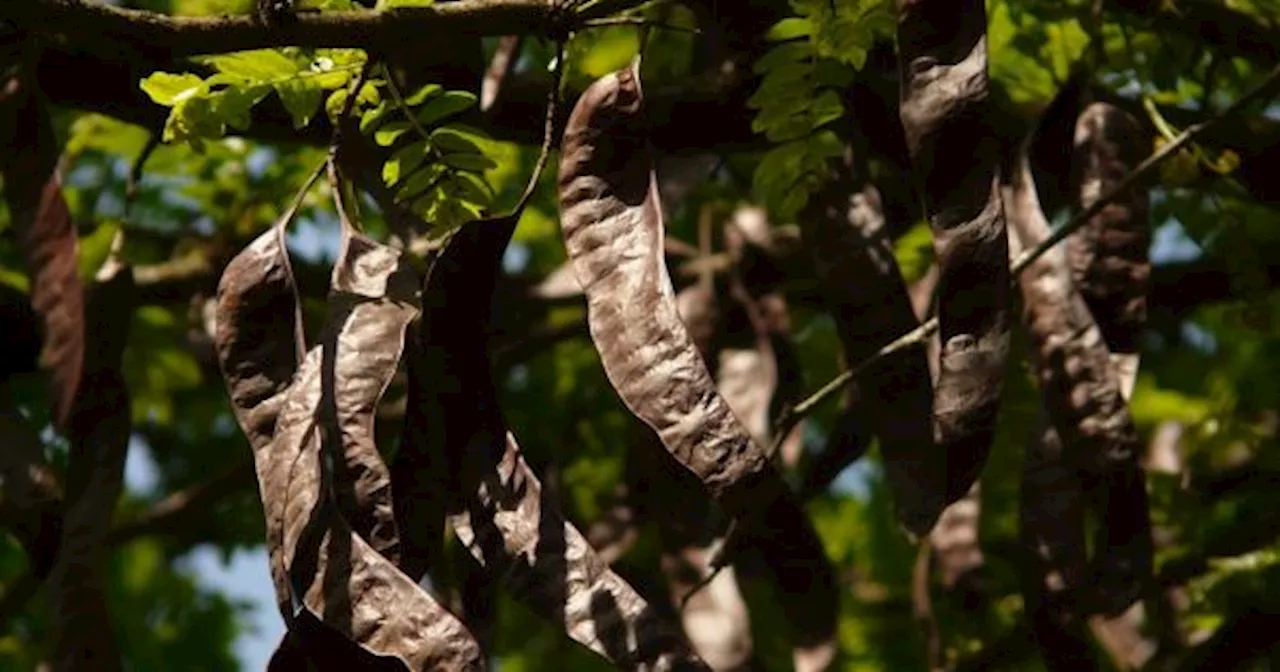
[212,84,271,130]
[383,140,429,186]
[767,17,813,41]
[374,121,411,146]
[78,223,122,282]
[806,90,845,130]
[204,49,301,80]
[361,101,391,132]
[404,83,442,106]
[753,42,812,75]
[430,126,482,155]
[273,80,324,129]
[415,91,477,128]
[438,153,496,172]
[396,163,447,200]
[326,88,350,122]
[140,73,205,107]
[449,170,494,206]
[379,0,434,6]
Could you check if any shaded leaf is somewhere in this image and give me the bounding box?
[414,91,476,128]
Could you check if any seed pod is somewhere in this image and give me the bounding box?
[897,0,1012,504]
[804,171,942,535]
[316,176,412,564]
[48,255,135,672]
[558,64,837,667]
[274,348,485,670]
[1018,416,1095,672]
[396,213,707,670]
[0,69,85,432]
[214,204,309,618]
[558,61,789,519]
[1007,150,1153,618]
[1070,102,1150,393]
[217,178,481,668]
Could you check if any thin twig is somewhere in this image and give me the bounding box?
[506,38,566,216]
[124,134,160,216]
[581,17,700,34]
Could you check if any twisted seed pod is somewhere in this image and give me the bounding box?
[558,61,787,518]
[558,64,837,665]
[1007,150,1153,618]
[1070,102,1151,391]
[897,0,1012,504]
[804,168,942,535]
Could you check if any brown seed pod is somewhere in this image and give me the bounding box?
[558,61,789,519]
[48,255,135,672]
[316,171,413,564]
[0,69,85,432]
[216,174,482,668]
[558,63,837,667]
[1007,150,1153,618]
[396,212,707,670]
[804,171,942,535]
[1070,102,1151,370]
[274,348,485,670]
[897,0,1012,505]
[214,198,311,618]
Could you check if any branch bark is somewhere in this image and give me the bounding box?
[7,0,594,58]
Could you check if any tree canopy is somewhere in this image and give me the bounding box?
[1,0,1280,670]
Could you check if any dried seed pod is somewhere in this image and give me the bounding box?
[1070,102,1150,392]
[0,70,85,432]
[317,176,413,564]
[558,64,837,667]
[396,213,707,670]
[217,177,481,668]
[558,61,788,519]
[897,0,1011,504]
[804,172,942,535]
[1007,151,1153,617]
[214,203,309,618]
[48,256,135,672]
[1018,416,1095,672]
[274,348,485,670]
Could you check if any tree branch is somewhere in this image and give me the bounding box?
[8,0,617,58]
